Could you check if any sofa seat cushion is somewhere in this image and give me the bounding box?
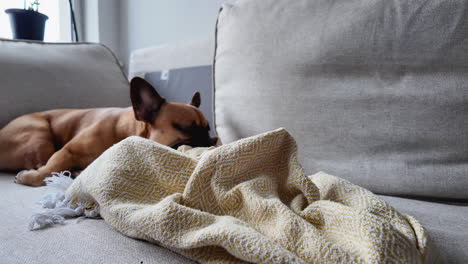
[2,172,464,263]
[0,173,194,264]
[380,195,468,263]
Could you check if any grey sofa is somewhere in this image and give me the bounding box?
[1,0,468,263]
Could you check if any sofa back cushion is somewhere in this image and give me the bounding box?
[0,39,129,128]
[128,38,213,79]
[213,0,468,199]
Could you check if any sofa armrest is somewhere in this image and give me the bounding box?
[0,38,129,128]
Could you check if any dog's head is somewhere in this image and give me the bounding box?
[130,77,217,149]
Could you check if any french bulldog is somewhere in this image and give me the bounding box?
[0,77,216,186]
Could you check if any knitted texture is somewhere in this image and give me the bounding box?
[66,128,440,263]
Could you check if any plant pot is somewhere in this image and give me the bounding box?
[5,8,48,41]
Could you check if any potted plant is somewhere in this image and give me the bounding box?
[5,0,48,41]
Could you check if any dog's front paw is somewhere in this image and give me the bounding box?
[15,170,32,183]
[15,170,46,187]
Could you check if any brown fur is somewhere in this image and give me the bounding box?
[0,77,215,186]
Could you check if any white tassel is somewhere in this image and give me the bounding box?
[29,171,100,231]
[36,171,73,209]
[28,207,83,230]
[43,171,74,191]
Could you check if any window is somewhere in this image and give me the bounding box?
[0,0,71,42]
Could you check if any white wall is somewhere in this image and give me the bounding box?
[98,0,120,57]
[76,0,120,58]
[81,0,100,42]
[78,0,233,74]
[118,0,232,73]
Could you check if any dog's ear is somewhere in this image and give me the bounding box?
[189,92,201,108]
[130,77,166,122]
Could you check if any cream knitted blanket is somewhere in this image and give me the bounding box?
[62,128,440,263]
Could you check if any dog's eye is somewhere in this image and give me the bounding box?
[173,122,210,135]
[173,123,192,134]
[173,123,183,132]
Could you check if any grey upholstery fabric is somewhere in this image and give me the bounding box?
[380,195,468,264]
[0,39,130,128]
[0,174,195,264]
[213,0,468,199]
[128,38,213,79]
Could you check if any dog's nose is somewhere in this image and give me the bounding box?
[210,136,219,146]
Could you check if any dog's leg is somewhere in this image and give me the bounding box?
[0,114,56,171]
[16,147,80,187]
[22,140,56,170]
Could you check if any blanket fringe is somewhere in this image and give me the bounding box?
[29,171,100,231]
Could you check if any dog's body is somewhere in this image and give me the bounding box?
[0,77,215,186]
